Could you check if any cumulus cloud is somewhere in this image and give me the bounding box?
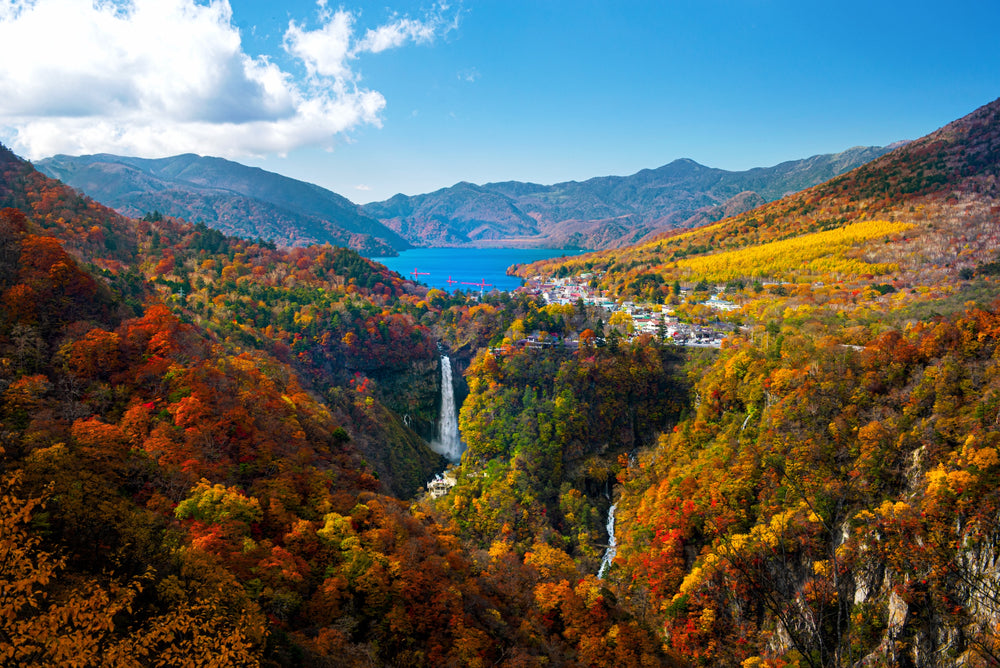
[284,8,355,80]
[0,0,458,159]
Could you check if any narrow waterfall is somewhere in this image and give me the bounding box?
[430,355,463,462]
[597,502,618,579]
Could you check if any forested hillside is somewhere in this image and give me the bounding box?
[512,96,1000,666]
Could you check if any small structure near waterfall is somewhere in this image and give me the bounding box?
[428,471,457,499]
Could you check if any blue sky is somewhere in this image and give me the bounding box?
[1,1,998,203]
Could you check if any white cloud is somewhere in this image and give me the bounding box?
[0,0,458,159]
[357,17,437,53]
[284,8,355,80]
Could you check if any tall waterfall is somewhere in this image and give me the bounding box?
[430,355,463,462]
[597,502,618,579]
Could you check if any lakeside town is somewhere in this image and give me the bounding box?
[504,272,740,350]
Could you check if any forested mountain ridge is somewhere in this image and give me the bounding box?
[518,96,1000,296]
[0,143,673,666]
[35,152,411,256]
[2,143,455,498]
[362,145,893,249]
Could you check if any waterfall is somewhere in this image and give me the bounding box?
[430,355,463,462]
[597,502,618,579]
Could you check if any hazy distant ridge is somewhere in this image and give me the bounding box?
[363,146,895,249]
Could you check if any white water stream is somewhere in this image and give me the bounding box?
[597,502,618,579]
[430,355,464,462]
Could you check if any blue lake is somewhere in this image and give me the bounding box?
[370,247,587,293]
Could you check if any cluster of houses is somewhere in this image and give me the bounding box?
[510,274,737,349]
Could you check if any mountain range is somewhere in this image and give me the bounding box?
[35,153,411,256]
[362,145,897,249]
[37,146,896,255]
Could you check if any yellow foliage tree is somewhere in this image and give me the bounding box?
[0,471,266,666]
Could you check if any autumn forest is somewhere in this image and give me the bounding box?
[2,97,1000,667]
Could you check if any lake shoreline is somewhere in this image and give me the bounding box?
[370,247,588,293]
